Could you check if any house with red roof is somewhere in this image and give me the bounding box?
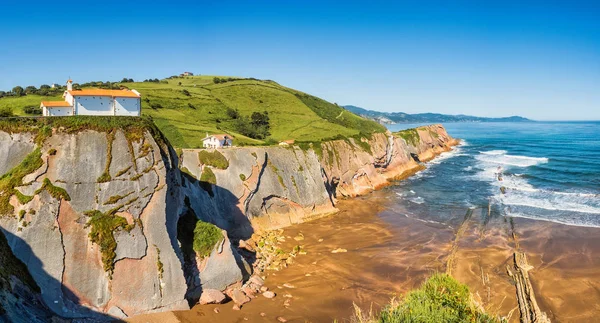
[40,79,141,116]
[202,133,233,149]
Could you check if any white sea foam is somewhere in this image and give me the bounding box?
[409,196,425,204]
[474,149,600,227]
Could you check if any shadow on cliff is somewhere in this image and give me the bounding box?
[0,229,120,322]
[176,170,254,305]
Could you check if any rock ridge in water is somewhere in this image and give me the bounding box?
[0,121,456,320]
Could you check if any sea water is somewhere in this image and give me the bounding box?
[387,122,600,227]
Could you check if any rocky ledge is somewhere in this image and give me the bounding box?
[0,118,457,321]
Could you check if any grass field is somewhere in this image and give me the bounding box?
[0,76,385,148]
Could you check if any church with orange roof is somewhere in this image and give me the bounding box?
[40,79,142,116]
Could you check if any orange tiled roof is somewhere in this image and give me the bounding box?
[68,89,140,98]
[41,101,72,107]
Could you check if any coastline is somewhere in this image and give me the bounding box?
[166,191,600,323]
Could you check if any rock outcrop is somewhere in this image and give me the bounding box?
[0,119,456,320]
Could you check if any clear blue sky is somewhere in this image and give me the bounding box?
[1,0,598,120]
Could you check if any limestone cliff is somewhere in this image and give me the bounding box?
[0,118,456,320]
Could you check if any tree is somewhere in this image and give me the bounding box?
[121,78,130,83]
[226,107,239,119]
[12,86,24,97]
[251,111,270,127]
[0,91,5,98]
[40,84,51,90]
[25,86,37,94]
[213,77,221,84]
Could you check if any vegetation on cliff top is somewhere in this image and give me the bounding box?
[193,221,223,258]
[353,274,501,323]
[198,150,229,169]
[394,128,421,146]
[1,76,385,148]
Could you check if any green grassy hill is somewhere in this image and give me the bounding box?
[0,76,385,148]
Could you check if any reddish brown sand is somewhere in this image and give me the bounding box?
[129,191,600,323]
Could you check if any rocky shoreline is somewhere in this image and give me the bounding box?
[0,121,457,321]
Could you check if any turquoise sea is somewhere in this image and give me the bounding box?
[387,122,600,227]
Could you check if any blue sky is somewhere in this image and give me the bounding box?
[1,0,598,120]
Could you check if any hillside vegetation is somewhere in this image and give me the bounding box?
[0,76,385,148]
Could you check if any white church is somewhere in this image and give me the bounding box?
[40,79,142,116]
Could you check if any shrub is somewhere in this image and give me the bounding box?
[192,221,223,258]
[239,173,246,181]
[182,89,190,96]
[226,107,239,119]
[24,106,42,115]
[0,107,13,118]
[376,274,500,323]
[198,150,229,169]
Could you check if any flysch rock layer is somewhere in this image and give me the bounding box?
[0,123,457,320]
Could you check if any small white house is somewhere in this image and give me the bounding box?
[40,79,141,117]
[202,134,233,149]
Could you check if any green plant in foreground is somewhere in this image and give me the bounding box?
[377,274,501,323]
[193,221,223,258]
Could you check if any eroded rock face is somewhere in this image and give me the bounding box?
[179,124,457,233]
[0,129,188,319]
[0,123,456,320]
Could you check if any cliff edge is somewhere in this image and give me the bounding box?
[0,117,457,320]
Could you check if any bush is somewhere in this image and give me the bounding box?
[193,221,223,258]
[198,150,229,169]
[182,89,190,96]
[376,274,500,323]
[226,107,239,119]
[0,107,13,118]
[24,106,42,115]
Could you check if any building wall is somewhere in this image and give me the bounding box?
[114,97,140,116]
[74,96,113,116]
[64,92,74,105]
[46,107,73,116]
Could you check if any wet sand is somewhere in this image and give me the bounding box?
[130,190,600,323]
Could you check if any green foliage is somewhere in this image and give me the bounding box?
[0,148,43,216]
[115,166,131,178]
[35,178,71,201]
[200,167,217,185]
[0,107,13,117]
[192,221,223,258]
[48,148,57,156]
[97,131,115,183]
[18,210,25,221]
[293,92,385,134]
[395,128,421,147]
[2,76,385,148]
[239,173,246,181]
[103,191,134,205]
[23,106,42,115]
[378,274,500,323]
[84,209,129,278]
[14,191,33,205]
[198,150,229,169]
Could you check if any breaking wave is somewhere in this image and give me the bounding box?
[475,150,600,227]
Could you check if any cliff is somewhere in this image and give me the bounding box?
[0,118,457,320]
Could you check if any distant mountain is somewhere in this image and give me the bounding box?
[344,105,532,124]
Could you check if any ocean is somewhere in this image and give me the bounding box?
[387,121,600,228]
